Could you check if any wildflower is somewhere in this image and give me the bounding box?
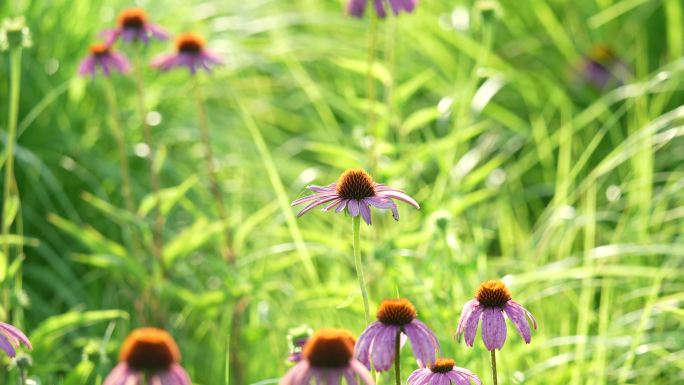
[578,44,629,89]
[0,322,32,357]
[103,327,191,385]
[407,358,482,385]
[287,325,313,363]
[78,43,130,77]
[456,281,537,351]
[346,0,417,18]
[104,8,169,45]
[355,298,440,371]
[151,32,222,74]
[280,329,374,385]
[291,168,419,225]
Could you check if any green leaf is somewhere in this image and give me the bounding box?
[138,175,198,217]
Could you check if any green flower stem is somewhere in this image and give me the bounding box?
[490,350,498,385]
[132,48,165,276]
[1,47,22,289]
[192,77,234,264]
[352,215,370,323]
[102,77,135,216]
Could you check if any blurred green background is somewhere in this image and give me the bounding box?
[1,0,683,384]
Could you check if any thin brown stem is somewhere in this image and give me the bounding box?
[192,78,234,263]
[132,49,165,274]
[490,350,498,385]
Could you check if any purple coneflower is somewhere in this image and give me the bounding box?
[456,280,537,351]
[103,328,191,385]
[355,298,440,371]
[151,32,223,74]
[78,43,130,77]
[346,0,417,18]
[407,358,481,385]
[103,8,169,45]
[578,44,629,89]
[0,322,32,357]
[280,329,374,385]
[291,168,419,225]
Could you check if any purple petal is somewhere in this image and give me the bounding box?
[481,308,507,350]
[457,300,479,335]
[0,335,16,357]
[503,302,531,343]
[373,0,387,17]
[404,322,437,368]
[308,184,336,193]
[452,368,481,385]
[463,305,483,347]
[370,324,399,371]
[0,322,32,349]
[510,300,537,329]
[350,359,375,385]
[147,23,170,40]
[347,0,366,17]
[292,193,338,206]
[355,321,383,369]
[359,200,372,225]
[347,200,360,217]
[296,195,340,217]
[103,363,136,385]
[408,368,432,385]
[322,198,343,211]
[375,189,420,209]
[77,56,96,77]
[280,361,309,385]
[336,199,349,213]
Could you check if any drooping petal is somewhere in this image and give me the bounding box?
[376,189,420,209]
[457,300,480,335]
[350,359,375,385]
[147,23,170,40]
[452,368,481,385]
[355,321,383,369]
[280,361,309,385]
[503,302,531,343]
[292,193,338,206]
[347,200,360,217]
[370,324,399,371]
[373,0,387,18]
[347,0,366,17]
[0,335,15,357]
[336,199,349,213]
[408,368,432,385]
[359,200,372,225]
[403,322,436,368]
[103,363,136,385]
[463,305,483,347]
[322,198,343,211]
[0,322,32,349]
[296,196,340,217]
[77,56,96,76]
[367,196,399,220]
[509,300,537,329]
[481,308,507,350]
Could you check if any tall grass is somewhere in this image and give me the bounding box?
[0,0,683,384]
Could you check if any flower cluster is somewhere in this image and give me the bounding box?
[78,7,222,77]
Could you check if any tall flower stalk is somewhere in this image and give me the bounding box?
[102,77,135,216]
[352,215,371,322]
[192,77,234,263]
[292,168,420,324]
[132,48,165,273]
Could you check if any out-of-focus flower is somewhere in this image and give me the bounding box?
[287,325,313,363]
[407,358,481,385]
[103,328,191,385]
[346,0,417,19]
[355,298,440,371]
[577,44,629,89]
[78,43,130,77]
[0,17,32,51]
[151,32,223,74]
[291,168,419,225]
[103,8,169,45]
[456,281,537,351]
[280,329,374,385]
[0,322,32,357]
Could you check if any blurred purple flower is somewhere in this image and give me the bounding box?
[291,168,419,225]
[78,43,130,77]
[407,358,481,385]
[280,329,374,385]
[347,0,417,19]
[103,328,191,385]
[103,8,169,45]
[456,281,537,351]
[0,322,32,357]
[578,44,629,89]
[151,32,223,74]
[355,298,440,371]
